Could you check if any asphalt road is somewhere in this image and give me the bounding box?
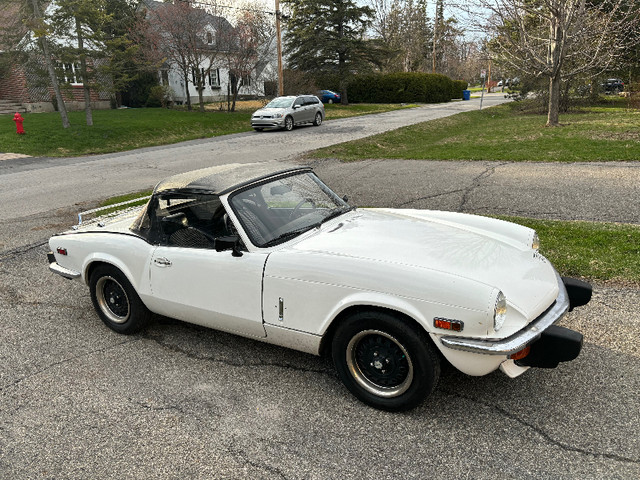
[1,96,638,479]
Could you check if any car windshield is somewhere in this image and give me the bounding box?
[229,172,352,247]
[265,97,294,108]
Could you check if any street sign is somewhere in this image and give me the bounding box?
[481,70,486,78]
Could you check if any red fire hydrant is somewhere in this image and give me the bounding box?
[13,112,25,135]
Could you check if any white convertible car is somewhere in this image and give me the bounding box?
[48,163,591,411]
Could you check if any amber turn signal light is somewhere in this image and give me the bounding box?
[509,345,531,361]
[434,317,463,332]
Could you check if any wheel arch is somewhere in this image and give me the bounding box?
[83,255,137,289]
[319,304,435,357]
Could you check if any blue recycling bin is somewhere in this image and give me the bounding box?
[462,90,471,101]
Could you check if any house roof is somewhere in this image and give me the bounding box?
[0,0,32,51]
[153,162,311,196]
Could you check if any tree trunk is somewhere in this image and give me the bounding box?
[76,17,93,126]
[30,0,70,128]
[546,74,561,126]
[184,70,192,110]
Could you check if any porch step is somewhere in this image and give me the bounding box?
[0,100,27,115]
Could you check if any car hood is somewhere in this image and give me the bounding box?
[288,209,558,319]
[253,107,287,116]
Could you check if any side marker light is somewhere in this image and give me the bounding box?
[434,317,464,332]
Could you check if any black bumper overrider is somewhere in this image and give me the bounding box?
[515,325,583,368]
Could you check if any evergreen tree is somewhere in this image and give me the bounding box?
[282,0,379,104]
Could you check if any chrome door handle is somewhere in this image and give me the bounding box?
[154,257,172,267]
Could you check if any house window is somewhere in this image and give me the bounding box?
[207,32,213,44]
[209,68,220,87]
[160,70,169,86]
[59,62,81,84]
[192,68,207,86]
[240,74,251,87]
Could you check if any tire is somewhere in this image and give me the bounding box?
[89,265,152,334]
[328,99,333,104]
[284,116,294,131]
[331,310,440,411]
[254,127,264,132]
[313,112,323,126]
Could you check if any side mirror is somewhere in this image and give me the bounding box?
[214,235,243,257]
[292,105,300,109]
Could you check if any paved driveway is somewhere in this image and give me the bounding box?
[1,96,638,479]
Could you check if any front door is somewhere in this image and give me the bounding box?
[144,190,267,338]
[150,246,268,338]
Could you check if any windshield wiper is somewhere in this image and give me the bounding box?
[261,206,354,248]
[320,205,354,225]
[262,224,319,248]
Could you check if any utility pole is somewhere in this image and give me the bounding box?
[432,5,437,73]
[275,0,284,96]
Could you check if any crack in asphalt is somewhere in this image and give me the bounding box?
[440,388,640,465]
[0,338,142,393]
[141,331,334,377]
[397,187,468,208]
[458,162,511,212]
[226,435,290,480]
[0,240,48,261]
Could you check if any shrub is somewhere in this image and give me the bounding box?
[347,72,461,103]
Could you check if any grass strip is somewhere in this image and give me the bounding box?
[1,103,415,158]
[500,216,640,285]
[311,100,640,163]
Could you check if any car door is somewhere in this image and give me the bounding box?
[291,96,306,124]
[147,192,268,338]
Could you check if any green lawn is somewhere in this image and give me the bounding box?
[312,100,640,162]
[0,102,416,157]
[500,216,640,285]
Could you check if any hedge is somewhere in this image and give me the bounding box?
[344,73,467,104]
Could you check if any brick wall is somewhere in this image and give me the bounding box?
[0,65,29,102]
[1,54,113,106]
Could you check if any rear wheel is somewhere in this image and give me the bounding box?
[284,116,294,131]
[254,127,264,132]
[313,112,323,126]
[331,310,439,411]
[90,265,152,334]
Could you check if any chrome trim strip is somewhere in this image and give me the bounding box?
[440,272,570,355]
[49,262,81,280]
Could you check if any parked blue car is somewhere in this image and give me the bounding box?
[318,90,341,104]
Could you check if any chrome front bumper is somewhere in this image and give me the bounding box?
[441,273,573,356]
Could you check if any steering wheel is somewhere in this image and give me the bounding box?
[290,198,317,219]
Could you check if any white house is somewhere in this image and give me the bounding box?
[142,0,277,105]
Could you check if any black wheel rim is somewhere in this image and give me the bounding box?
[96,276,130,324]
[346,330,413,398]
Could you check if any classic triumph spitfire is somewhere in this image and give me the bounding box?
[48,163,592,411]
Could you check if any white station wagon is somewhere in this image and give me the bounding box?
[48,163,591,411]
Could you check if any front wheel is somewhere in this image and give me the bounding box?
[254,127,264,132]
[284,116,294,131]
[89,265,152,334]
[328,99,334,104]
[313,112,323,126]
[331,311,439,411]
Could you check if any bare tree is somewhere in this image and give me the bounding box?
[220,2,274,111]
[462,0,640,126]
[145,0,224,112]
